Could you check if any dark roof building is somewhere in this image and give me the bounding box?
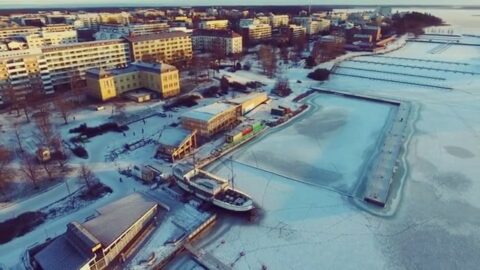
[32,193,161,270]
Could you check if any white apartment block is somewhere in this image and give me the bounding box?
[293,17,331,35]
[198,20,229,30]
[75,13,101,29]
[94,23,169,40]
[0,48,53,104]
[242,23,272,43]
[24,30,78,48]
[288,24,307,38]
[0,26,40,40]
[269,14,289,28]
[41,39,131,87]
[192,29,243,55]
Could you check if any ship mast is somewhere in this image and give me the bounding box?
[229,155,235,189]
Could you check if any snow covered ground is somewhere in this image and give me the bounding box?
[193,30,480,270]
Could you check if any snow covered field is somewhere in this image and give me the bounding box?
[194,25,480,270]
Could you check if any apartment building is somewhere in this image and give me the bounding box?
[282,24,306,39]
[198,19,229,30]
[94,22,169,40]
[42,24,76,33]
[42,39,131,89]
[75,13,101,30]
[192,29,243,55]
[241,23,272,44]
[24,29,78,48]
[0,26,39,40]
[98,12,131,25]
[0,48,53,104]
[124,31,192,66]
[85,61,180,101]
[293,17,331,35]
[269,14,289,28]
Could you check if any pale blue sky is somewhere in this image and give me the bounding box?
[1,0,480,8]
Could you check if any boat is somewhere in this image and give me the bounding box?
[173,166,254,212]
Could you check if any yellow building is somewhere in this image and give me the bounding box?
[85,61,180,101]
[124,31,192,66]
[181,102,241,138]
[225,92,269,115]
[157,128,197,162]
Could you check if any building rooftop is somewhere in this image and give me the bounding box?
[182,102,235,122]
[226,92,267,105]
[86,61,177,79]
[34,235,91,270]
[193,29,241,38]
[82,193,158,247]
[41,38,126,52]
[123,31,189,43]
[158,127,193,147]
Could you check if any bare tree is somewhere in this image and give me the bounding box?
[13,122,24,153]
[53,95,74,125]
[40,161,56,182]
[70,70,85,104]
[51,134,70,172]
[78,164,97,189]
[280,46,289,64]
[230,52,244,67]
[33,104,55,147]
[0,145,14,194]
[273,77,292,97]
[20,153,41,189]
[258,45,278,78]
[212,38,227,65]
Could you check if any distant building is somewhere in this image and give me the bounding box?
[85,61,180,101]
[0,26,39,40]
[181,102,241,138]
[75,13,101,30]
[157,128,198,162]
[269,14,289,28]
[241,23,272,44]
[124,31,192,66]
[42,39,131,89]
[362,25,382,41]
[192,29,243,55]
[375,6,393,17]
[282,24,306,40]
[292,17,330,35]
[94,23,169,40]
[24,29,78,48]
[198,19,229,30]
[31,193,161,270]
[0,48,54,103]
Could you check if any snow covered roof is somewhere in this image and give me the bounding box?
[82,193,158,247]
[34,235,91,270]
[181,102,235,122]
[158,127,193,147]
[226,92,267,105]
[33,193,158,270]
